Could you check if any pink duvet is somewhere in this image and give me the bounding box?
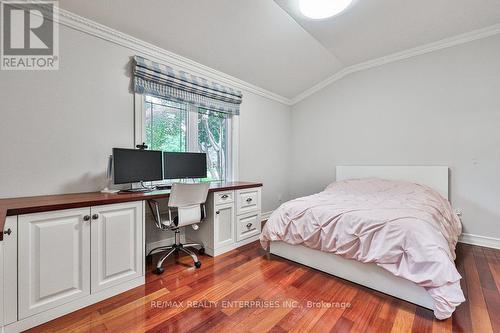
[260,178,465,319]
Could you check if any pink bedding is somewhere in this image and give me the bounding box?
[260,178,465,319]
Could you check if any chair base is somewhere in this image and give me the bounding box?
[147,231,204,274]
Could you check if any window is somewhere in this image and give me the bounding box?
[143,95,232,182]
[144,96,187,152]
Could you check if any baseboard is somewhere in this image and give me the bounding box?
[459,233,500,250]
[5,276,145,332]
[212,234,261,256]
[261,211,273,221]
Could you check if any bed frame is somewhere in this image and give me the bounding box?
[269,165,450,311]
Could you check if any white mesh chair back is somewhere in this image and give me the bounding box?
[168,183,210,208]
[168,183,209,228]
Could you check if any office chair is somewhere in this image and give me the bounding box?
[146,182,210,274]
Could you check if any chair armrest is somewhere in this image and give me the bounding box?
[201,203,207,221]
[147,199,173,229]
[147,200,162,229]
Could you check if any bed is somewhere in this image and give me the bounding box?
[260,166,465,319]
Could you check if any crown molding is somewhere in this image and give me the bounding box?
[50,7,293,105]
[291,23,500,105]
[8,4,500,108]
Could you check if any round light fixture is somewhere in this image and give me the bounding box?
[299,0,353,19]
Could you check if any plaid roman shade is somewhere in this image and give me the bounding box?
[132,56,242,115]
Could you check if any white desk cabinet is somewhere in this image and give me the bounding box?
[5,202,145,331]
[0,182,261,332]
[186,186,262,256]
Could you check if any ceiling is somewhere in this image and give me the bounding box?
[275,0,500,66]
[59,0,342,99]
[60,0,500,100]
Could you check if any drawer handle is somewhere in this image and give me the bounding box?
[83,215,91,221]
[246,223,252,229]
[3,228,12,236]
[246,198,253,203]
[221,194,229,199]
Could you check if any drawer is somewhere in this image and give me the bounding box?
[236,211,261,241]
[214,190,234,205]
[236,187,261,215]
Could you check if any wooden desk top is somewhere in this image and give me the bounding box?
[0,181,262,241]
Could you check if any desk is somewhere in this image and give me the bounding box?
[0,181,263,332]
[0,181,262,240]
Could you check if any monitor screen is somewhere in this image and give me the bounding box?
[113,148,163,184]
[163,152,207,179]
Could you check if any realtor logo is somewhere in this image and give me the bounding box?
[1,0,59,70]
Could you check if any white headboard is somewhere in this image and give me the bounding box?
[336,166,449,199]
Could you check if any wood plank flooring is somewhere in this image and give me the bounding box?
[27,241,500,333]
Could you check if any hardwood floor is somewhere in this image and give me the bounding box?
[27,241,500,333]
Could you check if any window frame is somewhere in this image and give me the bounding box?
[134,93,239,182]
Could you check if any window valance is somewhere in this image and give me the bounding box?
[132,56,242,115]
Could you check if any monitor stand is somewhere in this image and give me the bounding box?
[118,188,153,194]
[155,184,172,190]
[118,181,155,194]
[155,178,200,190]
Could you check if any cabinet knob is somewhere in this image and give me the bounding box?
[83,215,91,221]
[3,228,12,235]
[246,223,253,229]
[92,214,99,220]
[246,198,253,203]
[216,211,220,215]
[221,194,229,199]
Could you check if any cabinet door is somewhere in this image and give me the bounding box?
[214,203,235,248]
[91,202,143,293]
[18,208,91,319]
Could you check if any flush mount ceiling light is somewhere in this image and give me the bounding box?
[299,0,353,19]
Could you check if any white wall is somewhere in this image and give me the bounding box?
[0,24,291,216]
[290,35,500,239]
[239,91,291,213]
[0,27,134,197]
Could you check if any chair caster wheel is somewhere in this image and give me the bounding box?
[194,261,202,269]
[198,247,205,255]
[154,267,164,275]
[146,255,153,264]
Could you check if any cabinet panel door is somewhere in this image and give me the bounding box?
[91,202,143,293]
[18,208,91,319]
[214,203,234,248]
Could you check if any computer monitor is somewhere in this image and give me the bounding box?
[163,152,207,179]
[112,148,163,184]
